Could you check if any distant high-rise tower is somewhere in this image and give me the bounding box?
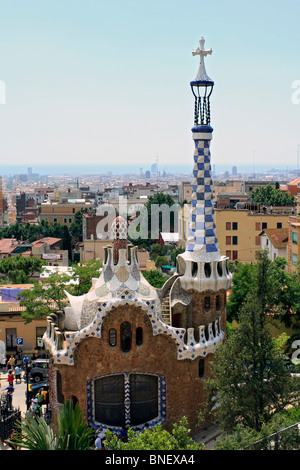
[151,163,157,174]
[232,166,237,176]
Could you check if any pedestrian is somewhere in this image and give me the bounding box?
[14,366,22,384]
[7,355,15,370]
[95,426,106,450]
[0,356,6,372]
[34,404,42,419]
[2,384,14,410]
[31,395,38,413]
[36,388,45,407]
[7,370,14,386]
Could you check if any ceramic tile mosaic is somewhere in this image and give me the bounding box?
[186,138,219,255]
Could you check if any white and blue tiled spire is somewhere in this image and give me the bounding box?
[176,37,231,292]
[186,134,219,255]
[186,37,219,258]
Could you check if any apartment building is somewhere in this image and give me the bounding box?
[39,200,93,226]
[287,195,300,273]
[180,180,245,204]
[0,284,47,357]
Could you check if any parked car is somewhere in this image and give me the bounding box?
[29,359,49,383]
[25,381,49,402]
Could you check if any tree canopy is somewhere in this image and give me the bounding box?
[19,259,102,322]
[142,270,169,288]
[0,255,44,284]
[250,183,295,207]
[204,251,300,433]
[103,417,203,451]
[0,212,85,261]
[227,255,300,347]
[128,193,178,245]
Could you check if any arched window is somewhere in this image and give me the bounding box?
[192,262,198,277]
[204,324,210,341]
[56,370,64,404]
[204,263,211,278]
[136,327,143,346]
[204,296,210,312]
[217,262,223,277]
[121,322,132,352]
[216,295,221,311]
[91,373,163,429]
[109,328,117,347]
[198,359,205,378]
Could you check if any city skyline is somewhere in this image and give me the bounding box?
[0,1,300,171]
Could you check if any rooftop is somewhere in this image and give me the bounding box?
[260,228,289,249]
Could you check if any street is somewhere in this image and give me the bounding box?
[0,370,29,415]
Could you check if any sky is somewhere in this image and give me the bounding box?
[1,0,300,175]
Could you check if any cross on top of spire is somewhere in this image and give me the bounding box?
[191,37,213,85]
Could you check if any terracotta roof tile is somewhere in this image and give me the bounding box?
[263,228,288,249]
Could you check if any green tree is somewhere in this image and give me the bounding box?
[205,251,298,433]
[155,255,169,268]
[0,220,75,261]
[170,246,185,263]
[60,224,72,260]
[103,417,203,450]
[215,405,300,450]
[19,270,73,323]
[0,255,44,284]
[227,256,300,346]
[19,261,103,322]
[69,208,88,241]
[250,183,295,206]
[143,270,169,288]
[70,259,102,295]
[147,193,177,235]
[226,261,256,321]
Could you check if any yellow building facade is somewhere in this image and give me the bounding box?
[287,195,300,273]
[0,285,47,359]
[0,304,47,358]
[39,201,93,226]
[215,209,290,263]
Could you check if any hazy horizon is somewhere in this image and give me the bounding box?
[0,163,297,178]
[1,1,300,172]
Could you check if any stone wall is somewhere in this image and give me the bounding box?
[51,304,215,433]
